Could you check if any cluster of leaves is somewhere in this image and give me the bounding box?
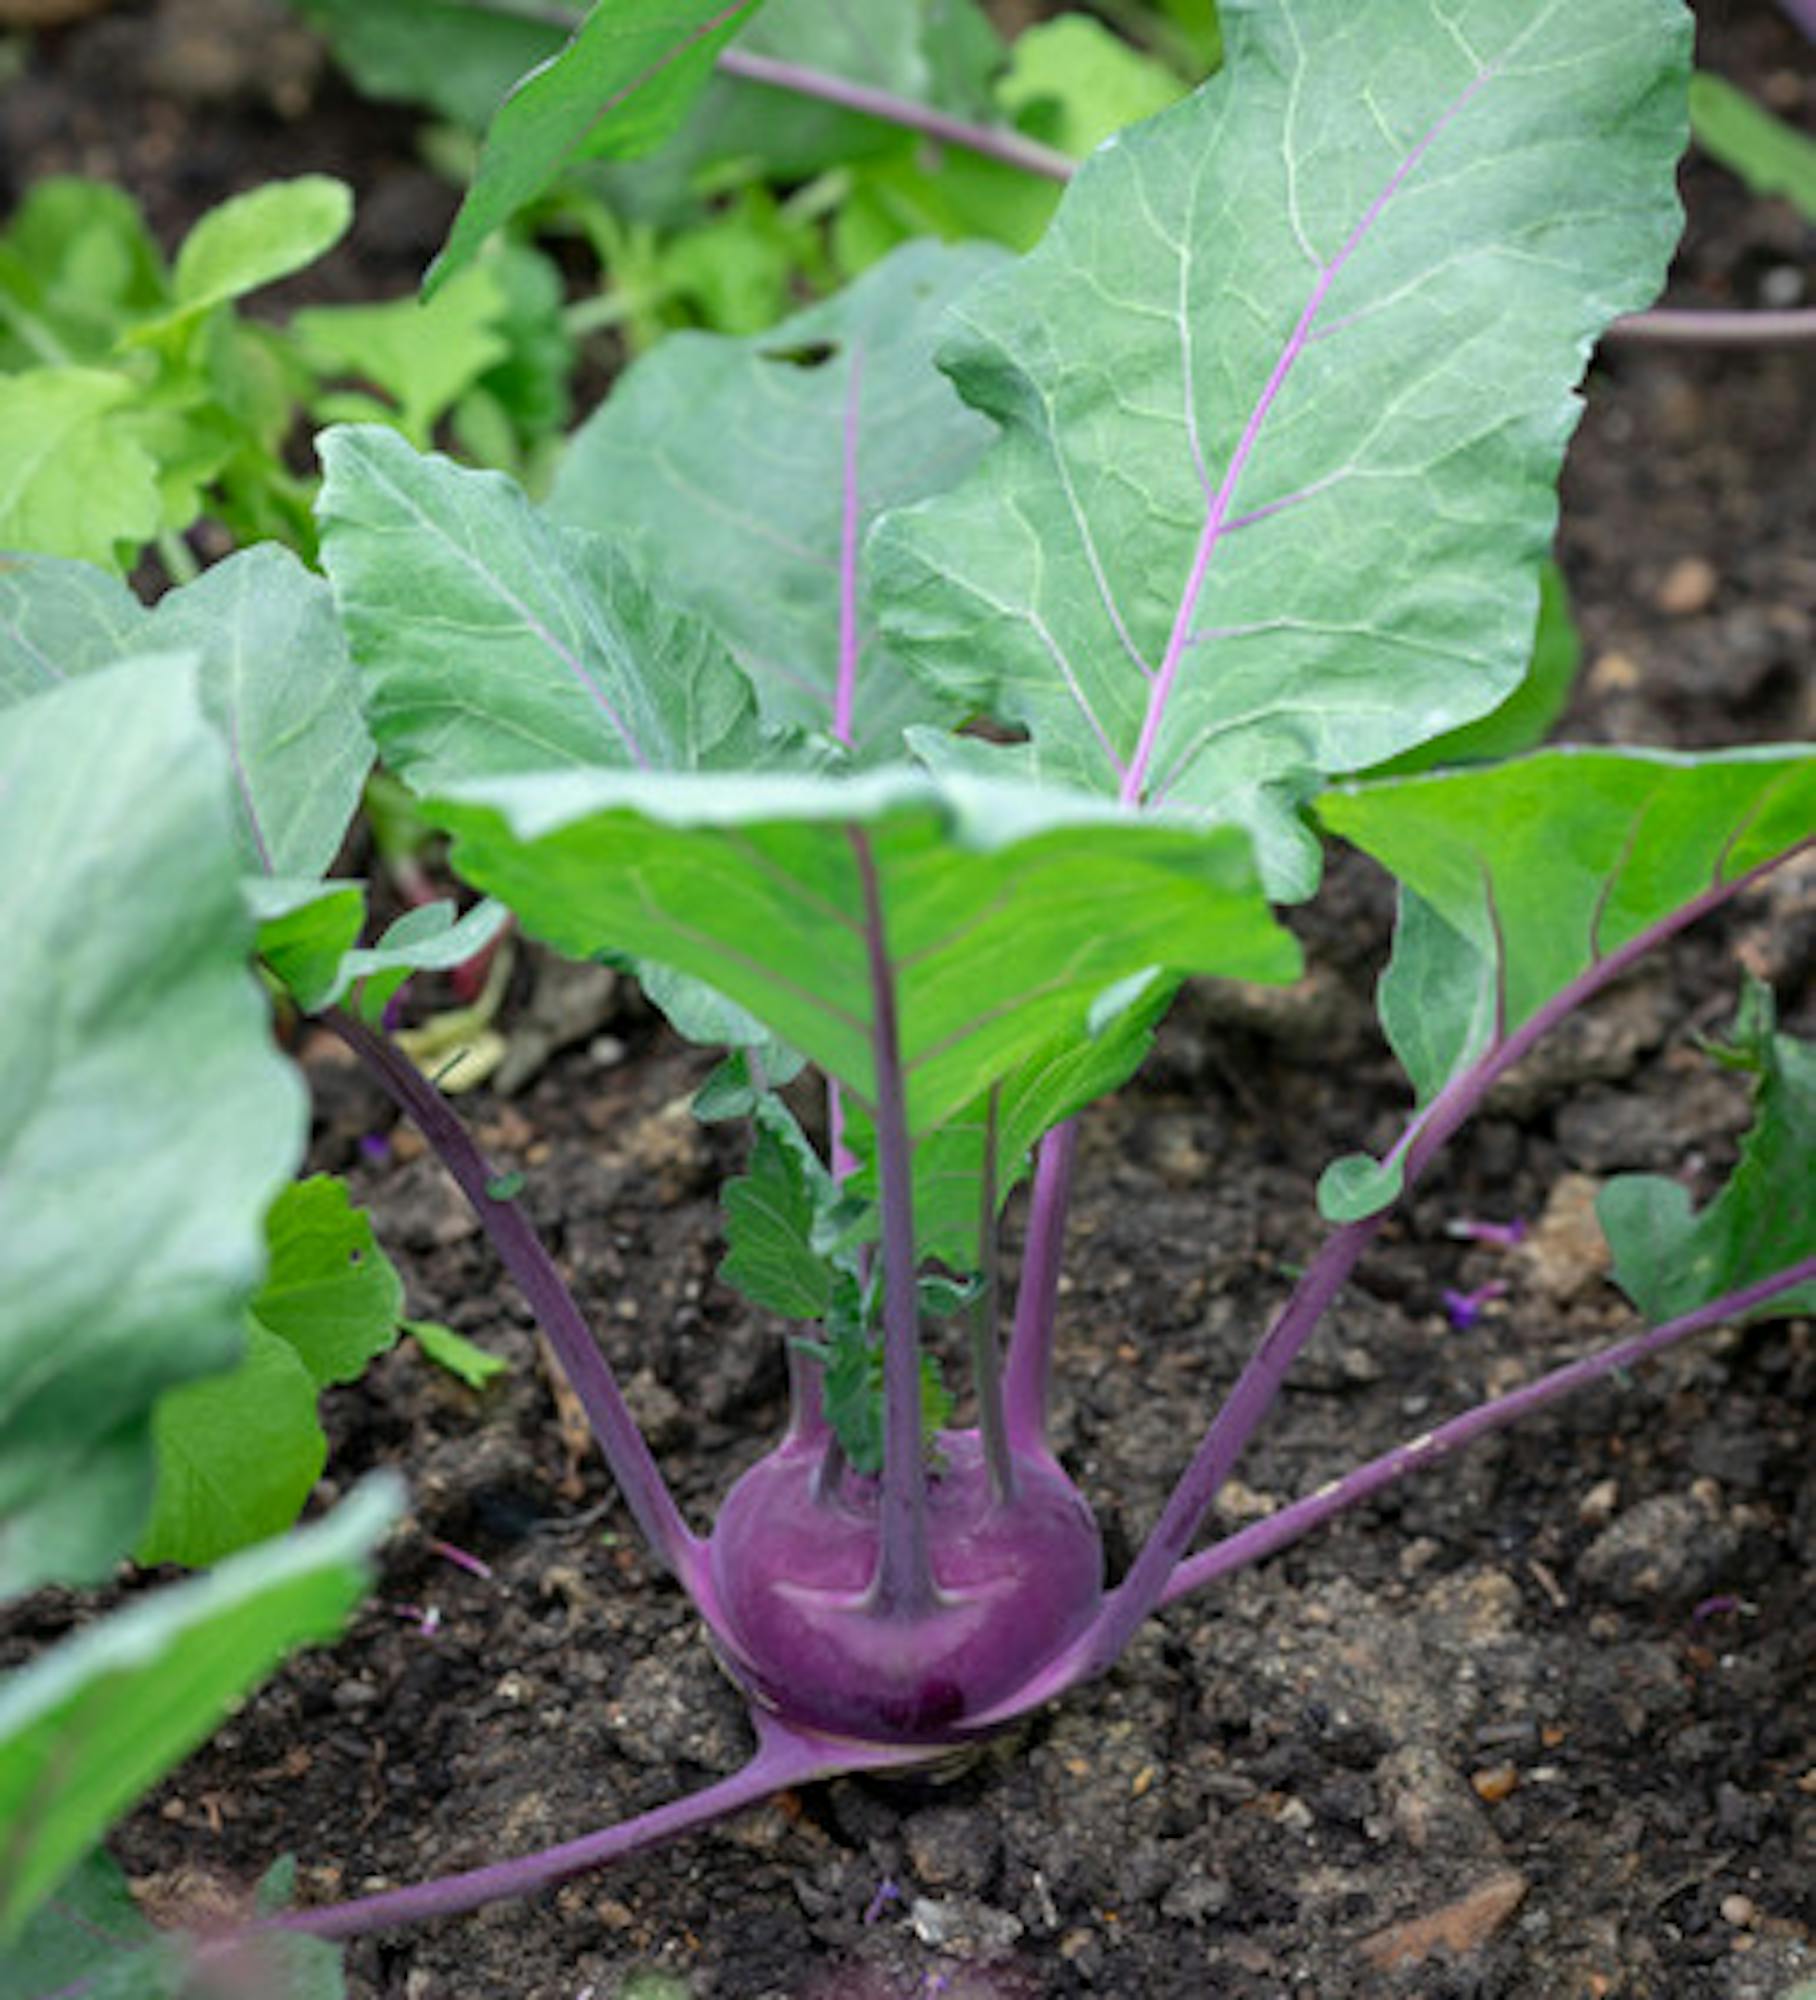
[0,172,572,571]
[2,0,1813,1989]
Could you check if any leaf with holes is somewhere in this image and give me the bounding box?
[871,0,1690,873]
[549,241,1005,764]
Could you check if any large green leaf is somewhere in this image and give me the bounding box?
[0,1479,397,1939]
[0,546,372,880]
[316,424,765,790]
[0,370,162,568]
[431,766,1298,1143]
[1600,985,1816,1324]
[1314,746,1815,1218]
[431,0,770,290]
[870,0,1690,827]
[548,241,1004,763]
[0,659,306,1595]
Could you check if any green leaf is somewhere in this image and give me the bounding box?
[431,765,1299,1146]
[0,178,167,369]
[252,1176,406,1388]
[0,659,306,1596]
[1363,560,1580,778]
[143,176,352,333]
[431,0,769,292]
[1600,985,1816,1325]
[996,15,1185,157]
[871,0,1690,818]
[547,241,1005,763]
[0,370,162,568]
[0,554,143,710]
[136,1176,403,1568]
[720,1098,839,1318]
[251,878,369,1012]
[1689,71,1816,223]
[316,425,766,791]
[637,959,803,1077]
[338,899,513,1022]
[136,1322,327,1570]
[148,544,374,878]
[0,1849,177,2000]
[1320,745,1815,1115]
[406,1318,509,1389]
[0,545,373,880]
[295,262,513,446]
[0,1479,397,1939]
[1316,1151,1407,1225]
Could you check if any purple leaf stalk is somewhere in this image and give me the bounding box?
[284,832,1812,1945]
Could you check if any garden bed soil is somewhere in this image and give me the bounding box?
[2,2,1813,1996]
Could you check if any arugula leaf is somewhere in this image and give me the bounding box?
[1600,984,1816,1323]
[1315,746,1815,1218]
[548,241,1005,763]
[0,659,305,1595]
[0,370,161,567]
[139,177,352,337]
[996,15,1184,157]
[250,1176,406,1387]
[0,1480,397,1939]
[0,179,165,368]
[430,766,1298,1145]
[871,0,1691,847]
[431,0,770,292]
[317,425,767,790]
[295,262,513,446]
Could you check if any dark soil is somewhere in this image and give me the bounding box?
[2,3,1813,1997]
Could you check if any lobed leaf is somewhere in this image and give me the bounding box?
[0,1480,397,1938]
[0,660,305,1594]
[1600,985,1816,1324]
[548,241,1005,763]
[871,0,1690,844]
[429,765,1299,1147]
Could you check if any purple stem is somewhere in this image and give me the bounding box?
[270,1716,922,1941]
[1159,1254,1816,1607]
[1604,307,1816,346]
[1067,837,1809,1678]
[326,1009,704,1593]
[848,830,934,1615]
[971,1085,1014,1504]
[715,46,1076,184]
[1002,1121,1079,1457]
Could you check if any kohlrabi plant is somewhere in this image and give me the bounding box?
[3,0,1813,1990]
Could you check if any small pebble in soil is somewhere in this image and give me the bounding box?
[1721,1893,1757,1929]
[1656,554,1719,616]
[1469,1763,1519,1803]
